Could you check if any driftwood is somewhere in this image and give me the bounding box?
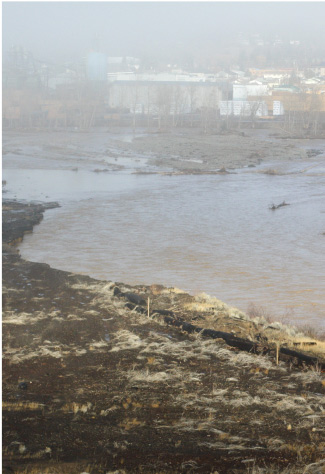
[123,292,147,306]
[116,290,324,370]
[279,346,323,367]
[152,312,325,370]
[269,201,290,210]
[161,315,267,354]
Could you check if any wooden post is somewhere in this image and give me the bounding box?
[276,342,280,366]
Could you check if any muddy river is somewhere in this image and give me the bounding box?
[3,130,325,328]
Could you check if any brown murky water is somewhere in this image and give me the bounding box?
[3,132,325,329]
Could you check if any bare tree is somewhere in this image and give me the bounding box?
[171,84,187,127]
[155,84,173,130]
[130,77,139,133]
[308,90,321,136]
[199,85,219,133]
[248,97,266,129]
[186,84,198,127]
[145,83,156,129]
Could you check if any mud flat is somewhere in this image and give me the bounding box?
[110,130,312,173]
[2,200,325,474]
[3,128,322,174]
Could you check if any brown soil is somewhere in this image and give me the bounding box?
[2,200,325,474]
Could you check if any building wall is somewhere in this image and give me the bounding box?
[273,101,284,116]
[107,72,220,84]
[2,89,43,122]
[233,84,269,100]
[2,88,107,127]
[220,100,268,117]
[268,92,325,112]
[108,81,222,114]
[233,85,248,100]
[87,52,107,82]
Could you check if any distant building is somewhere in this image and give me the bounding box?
[249,69,293,87]
[219,81,269,117]
[302,78,322,85]
[219,100,268,117]
[107,56,139,65]
[273,101,284,116]
[107,72,221,84]
[264,91,325,113]
[233,84,269,100]
[87,52,107,82]
[107,72,224,115]
[273,85,301,94]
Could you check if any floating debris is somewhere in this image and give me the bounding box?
[269,201,290,210]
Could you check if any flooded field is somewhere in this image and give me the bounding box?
[3,129,325,328]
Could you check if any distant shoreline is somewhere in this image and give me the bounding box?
[3,127,324,175]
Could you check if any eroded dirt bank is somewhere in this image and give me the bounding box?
[2,200,325,474]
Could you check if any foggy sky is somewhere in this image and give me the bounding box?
[3,2,325,64]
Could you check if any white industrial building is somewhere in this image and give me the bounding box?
[273,101,284,116]
[233,83,269,100]
[107,72,224,115]
[219,82,269,118]
[220,100,268,117]
[107,72,223,84]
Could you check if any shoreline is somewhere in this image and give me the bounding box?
[3,198,324,361]
[2,199,325,473]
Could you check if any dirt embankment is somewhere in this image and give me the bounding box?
[2,200,325,474]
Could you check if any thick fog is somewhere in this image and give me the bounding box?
[3,2,325,63]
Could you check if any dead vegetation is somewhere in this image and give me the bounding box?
[261,168,283,175]
[2,200,325,473]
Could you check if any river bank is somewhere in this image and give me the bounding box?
[2,199,325,474]
[3,127,325,328]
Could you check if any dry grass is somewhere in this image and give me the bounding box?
[126,367,203,386]
[150,294,323,364]
[110,330,146,352]
[165,286,187,294]
[9,463,94,474]
[245,303,325,358]
[61,402,93,414]
[4,202,325,474]
[2,310,50,326]
[246,302,274,323]
[2,401,45,411]
[187,292,248,320]
[261,168,282,175]
[245,459,325,473]
[299,324,325,341]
